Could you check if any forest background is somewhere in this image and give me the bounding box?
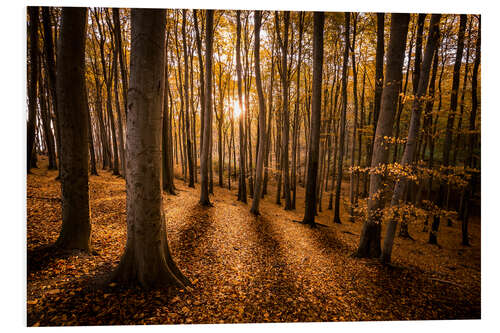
[4,0,500,331]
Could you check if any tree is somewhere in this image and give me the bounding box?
[275,11,292,210]
[430,14,467,244]
[354,13,410,258]
[364,13,385,194]
[54,7,91,251]
[200,10,215,206]
[461,16,480,246]
[236,10,247,203]
[27,6,39,173]
[381,14,442,263]
[333,12,350,224]
[302,11,325,227]
[250,10,267,215]
[182,9,195,188]
[112,9,189,288]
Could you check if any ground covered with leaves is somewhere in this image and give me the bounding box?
[27,158,480,326]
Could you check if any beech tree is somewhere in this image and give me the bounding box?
[250,10,267,215]
[112,9,189,288]
[200,10,215,206]
[302,11,325,227]
[27,7,39,173]
[54,7,91,251]
[333,12,350,224]
[381,14,442,263]
[355,13,410,258]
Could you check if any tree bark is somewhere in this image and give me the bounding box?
[276,11,292,210]
[112,9,189,288]
[200,10,215,206]
[302,12,325,226]
[382,14,441,263]
[27,6,39,173]
[54,7,91,252]
[355,13,410,258]
[250,10,267,215]
[333,12,351,224]
[236,11,247,203]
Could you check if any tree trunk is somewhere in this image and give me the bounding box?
[333,12,351,224]
[112,9,189,288]
[250,11,267,215]
[182,9,195,188]
[54,7,91,252]
[382,14,441,263]
[276,11,292,210]
[355,13,410,258]
[42,7,62,173]
[27,6,39,173]
[302,12,325,226]
[366,13,385,186]
[461,16,480,247]
[349,14,359,222]
[236,11,247,203]
[200,10,214,206]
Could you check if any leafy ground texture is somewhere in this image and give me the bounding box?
[27,157,480,326]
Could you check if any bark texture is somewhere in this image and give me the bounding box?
[54,7,91,252]
[112,9,189,288]
[355,13,410,258]
[302,12,325,226]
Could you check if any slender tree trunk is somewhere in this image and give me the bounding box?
[163,26,176,195]
[333,12,351,224]
[42,7,62,173]
[182,9,195,188]
[461,16,480,247]
[365,13,385,193]
[86,88,99,176]
[200,10,214,206]
[382,14,441,263]
[292,12,304,209]
[27,6,39,172]
[431,14,467,241]
[355,13,410,258]
[236,11,247,203]
[250,10,267,215]
[54,7,91,251]
[349,14,359,222]
[276,11,292,210]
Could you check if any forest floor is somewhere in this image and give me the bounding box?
[27,156,481,326]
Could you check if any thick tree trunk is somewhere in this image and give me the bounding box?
[200,10,214,206]
[355,13,410,258]
[302,12,325,226]
[112,9,189,288]
[54,7,91,252]
[382,14,441,263]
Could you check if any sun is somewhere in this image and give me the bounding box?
[232,100,243,118]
